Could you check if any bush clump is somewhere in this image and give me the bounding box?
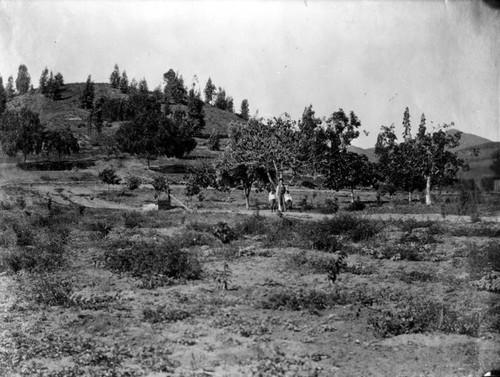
[368,297,481,337]
[468,242,500,275]
[212,222,237,244]
[122,211,145,229]
[103,239,202,284]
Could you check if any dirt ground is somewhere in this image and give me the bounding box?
[1,164,500,377]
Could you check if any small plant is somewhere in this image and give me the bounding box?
[103,239,202,283]
[123,211,144,229]
[126,175,141,191]
[213,263,232,290]
[346,198,366,211]
[208,130,221,151]
[143,305,190,323]
[320,198,339,214]
[98,168,121,191]
[14,272,74,307]
[152,175,170,200]
[90,220,113,238]
[213,222,237,244]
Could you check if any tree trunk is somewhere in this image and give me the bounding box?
[425,175,432,205]
[408,190,412,204]
[350,189,354,203]
[244,187,250,210]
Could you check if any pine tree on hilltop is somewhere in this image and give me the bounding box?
[0,76,6,116]
[120,71,129,94]
[240,99,249,121]
[138,78,149,94]
[80,75,95,109]
[39,67,49,94]
[15,64,31,95]
[109,64,121,88]
[204,77,216,104]
[6,76,15,99]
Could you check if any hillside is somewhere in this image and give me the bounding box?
[6,83,245,140]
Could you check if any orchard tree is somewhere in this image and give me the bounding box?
[0,76,6,115]
[491,149,500,177]
[99,168,121,191]
[6,76,15,99]
[80,75,95,109]
[15,64,31,94]
[115,95,199,167]
[297,105,323,176]
[0,108,45,161]
[414,122,465,205]
[316,109,369,201]
[204,77,216,104]
[376,108,465,205]
[220,115,301,209]
[109,64,121,88]
[43,128,80,160]
[240,99,249,121]
[375,121,426,203]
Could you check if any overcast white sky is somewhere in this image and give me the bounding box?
[0,0,498,148]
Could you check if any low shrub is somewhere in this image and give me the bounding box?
[213,222,237,244]
[368,297,481,337]
[346,200,366,211]
[319,198,339,214]
[451,226,500,238]
[103,239,202,284]
[258,288,343,312]
[90,221,113,238]
[126,175,142,191]
[14,272,74,307]
[397,270,437,284]
[143,305,190,323]
[122,211,145,229]
[172,230,219,248]
[296,221,342,252]
[235,214,268,236]
[11,222,36,246]
[3,239,67,273]
[468,242,500,275]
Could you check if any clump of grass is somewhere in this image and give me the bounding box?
[467,242,500,276]
[122,211,145,229]
[172,230,219,248]
[396,270,437,284]
[368,297,481,338]
[319,198,339,214]
[258,288,344,311]
[451,226,500,238]
[235,213,268,236]
[103,239,202,285]
[14,272,74,307]
[212,222,237,244]
[90,220,113,238]
[143,305,190,323]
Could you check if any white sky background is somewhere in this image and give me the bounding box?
[0,0,498,149]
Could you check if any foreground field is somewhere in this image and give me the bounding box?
[1,170,500,376]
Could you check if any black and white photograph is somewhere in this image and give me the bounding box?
[0,0,500,375]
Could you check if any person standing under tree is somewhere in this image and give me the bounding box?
[276,178,286,212]
[268,189,277,212]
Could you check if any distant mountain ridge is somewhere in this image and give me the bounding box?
[350,129,495,163]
